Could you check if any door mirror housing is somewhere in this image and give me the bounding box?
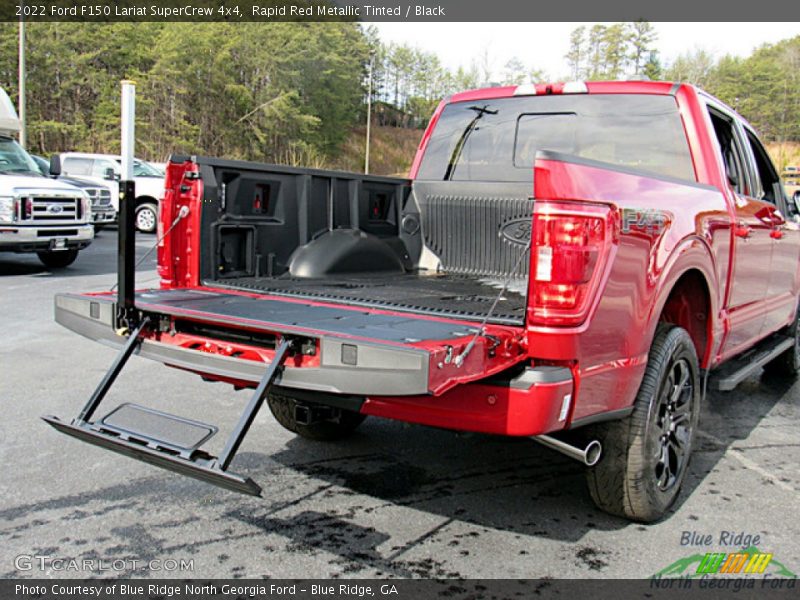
[49,154,61,177]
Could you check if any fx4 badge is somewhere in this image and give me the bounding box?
[621,208,669,235]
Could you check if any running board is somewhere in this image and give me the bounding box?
[711,334,794,391]
[43,318,296,496]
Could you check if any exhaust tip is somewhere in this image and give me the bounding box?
[585,440,602,466]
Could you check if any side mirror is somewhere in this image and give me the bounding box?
[49,154,61,177]
[104,167,119,181]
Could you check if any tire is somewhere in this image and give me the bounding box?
[267,390,366,441]
[36,249,79,268]
[763,305,800,376]
[135,202,158,233]
[585,324,701,522]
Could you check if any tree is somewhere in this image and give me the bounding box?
[628,21,657,75]
[502,57,527,85]
[664,49,717,88]
[643,50,663,81]
[602,23,629,80]
[587,25,608,79]
[565,26,586,80]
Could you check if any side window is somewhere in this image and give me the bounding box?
[62,157,93,176]
[744,128,782,206]
[707,109,749,196]
[91,160,119,178]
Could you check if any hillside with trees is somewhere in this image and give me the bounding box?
[664,36,800,168]
[0,22,797,174]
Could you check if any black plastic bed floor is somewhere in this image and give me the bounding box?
[207,273,527,325]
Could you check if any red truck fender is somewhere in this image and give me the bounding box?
[643,236,722,370]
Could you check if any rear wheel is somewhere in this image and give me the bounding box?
[135,202,158,233]
[763,305,800,377]
[586,324,700,522]
[267,391,366,441]
[37,249,79,268]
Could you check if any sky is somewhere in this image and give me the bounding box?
[370,22,800,80]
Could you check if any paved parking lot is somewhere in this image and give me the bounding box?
[1,230,798,579]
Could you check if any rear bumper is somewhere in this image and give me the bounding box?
[363,368,574,436]
[0,224,93,252]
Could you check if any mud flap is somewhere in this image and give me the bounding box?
[43,318,296,496]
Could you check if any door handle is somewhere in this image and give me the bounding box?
[734,224,752,238]
[770,229,784,240]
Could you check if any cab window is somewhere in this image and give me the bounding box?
[707,109,749,196]
[744,128,782,206]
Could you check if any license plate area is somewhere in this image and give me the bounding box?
[50,238,67,251]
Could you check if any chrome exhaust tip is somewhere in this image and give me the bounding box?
[533,434,603,467]
[583,439,602,467]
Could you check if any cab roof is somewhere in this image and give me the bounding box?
[448,80,681,104]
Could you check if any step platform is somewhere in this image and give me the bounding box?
[710,333,794,391]
[43,408,261,496]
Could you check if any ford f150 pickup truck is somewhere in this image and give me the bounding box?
[45,81,800,522]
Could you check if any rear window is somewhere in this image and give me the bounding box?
[417,94,695,182]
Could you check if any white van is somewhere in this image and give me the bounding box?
[57,152,165,233]
[0,89,93,268]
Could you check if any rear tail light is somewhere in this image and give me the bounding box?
[528,201,616,326]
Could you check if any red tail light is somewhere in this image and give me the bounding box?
[528,201,616,326]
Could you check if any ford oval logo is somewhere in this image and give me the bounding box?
[499,218,532,246]
[46,204,64,215]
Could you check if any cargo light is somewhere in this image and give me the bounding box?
[514,81,588,96]
[529,202,615,326]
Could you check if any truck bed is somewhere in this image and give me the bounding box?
[161,157,533,328]
[207,271,527,325]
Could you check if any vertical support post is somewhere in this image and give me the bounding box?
[364,53,374,174]
[18,16,25,148]
[117,80,137,326]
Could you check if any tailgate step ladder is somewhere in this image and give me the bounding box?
[43,317,295,496]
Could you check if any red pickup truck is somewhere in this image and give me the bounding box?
[45,81,800,522]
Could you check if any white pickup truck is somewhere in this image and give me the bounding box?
[0,89,93,268]
[57,152,165,233]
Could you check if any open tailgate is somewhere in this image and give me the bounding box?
[55,287,528,397]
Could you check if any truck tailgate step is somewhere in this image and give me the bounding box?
[99,403,217,458]
[43,327,296,496]
[42,415,260,496]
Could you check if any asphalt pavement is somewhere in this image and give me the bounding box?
[1,230,798,579]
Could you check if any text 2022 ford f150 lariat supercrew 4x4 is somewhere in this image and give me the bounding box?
[44,81,800,522]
